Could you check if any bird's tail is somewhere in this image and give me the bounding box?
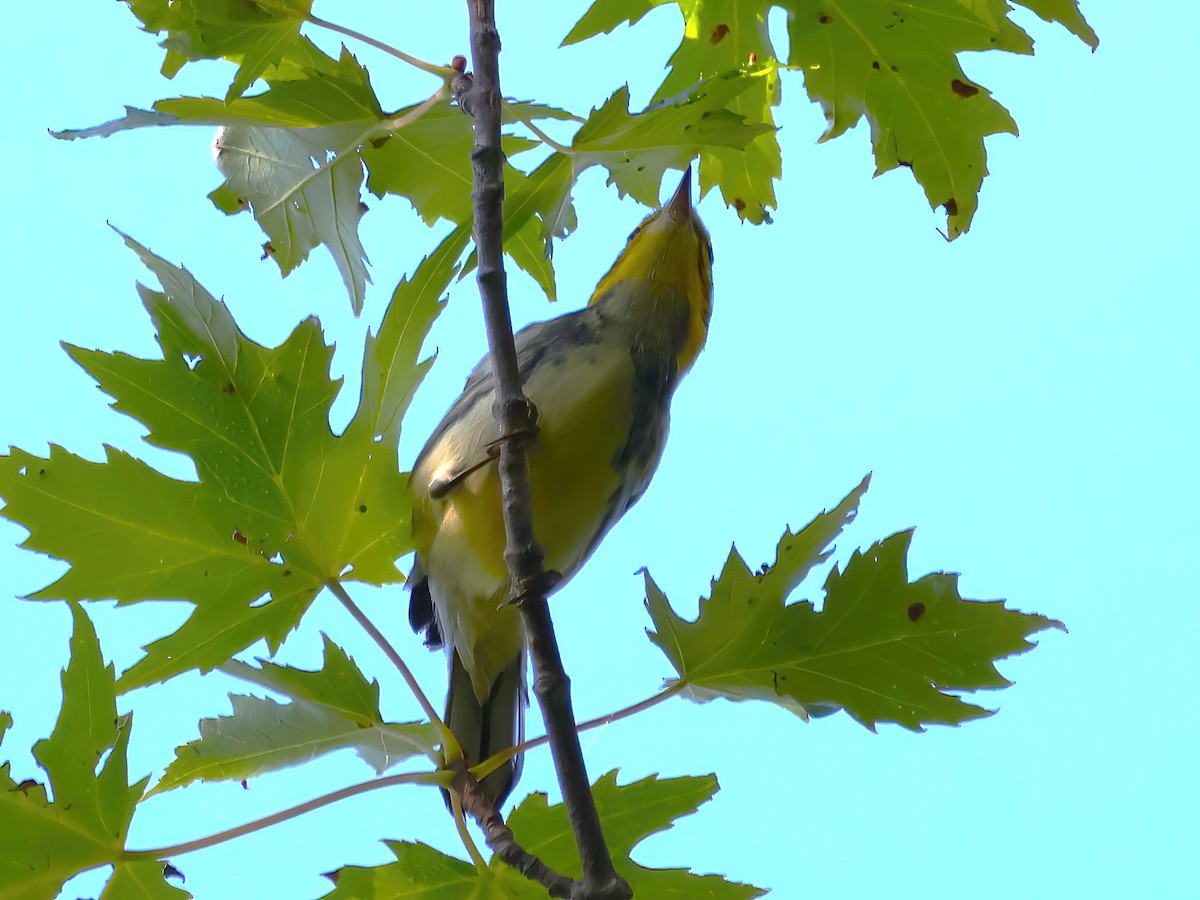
[446,649,526,808]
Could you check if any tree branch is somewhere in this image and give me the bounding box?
[462,3,630,898]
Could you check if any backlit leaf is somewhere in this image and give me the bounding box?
[0,607,166,899]
[0,230,458,689]
[646,478,1065,729]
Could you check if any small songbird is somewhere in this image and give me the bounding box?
[408,169,714,806]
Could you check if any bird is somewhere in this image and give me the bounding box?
[407,168,714,808]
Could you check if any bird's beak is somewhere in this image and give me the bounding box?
[665,165,694,222]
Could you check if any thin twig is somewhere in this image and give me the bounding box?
[463,3,631,898]
[502,100,573,154]
[122,772,440,859]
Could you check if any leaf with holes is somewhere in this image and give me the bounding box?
[565,0,1097,235]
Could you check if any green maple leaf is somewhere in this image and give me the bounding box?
[566,0,783,223]
[565,0,1096,235]
[0,606,184,899]
[646,476,1065,729]
[54,42,385,313]
[124,0,315,100]
[786,0,1024,239]
[151,636,437,794]
[499,772,764,897]
[497,71,773,260]
[210,121,373,311]
[1014,0,1098,48]
[651,1,783,225]
[102,860,191,899]
[0,228,462,690]
[365,100,574,301]
[320,842,539,899]
[319,773,763,898]
[572,75,774,209]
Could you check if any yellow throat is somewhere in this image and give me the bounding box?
[588,171,714,374]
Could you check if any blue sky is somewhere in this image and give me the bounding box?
[2,2,1196,898]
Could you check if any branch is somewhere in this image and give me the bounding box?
[462,3,630,899]
[463,783,575,899]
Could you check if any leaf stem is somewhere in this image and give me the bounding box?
[503,101,573,155]
[474,681,687,780]
[450,790,489,872]
[326,580,456,755]
[123,772,440,859]
[306,14,450,77]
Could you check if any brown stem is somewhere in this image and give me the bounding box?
[463,3,630,898]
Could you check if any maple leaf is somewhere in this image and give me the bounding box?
[646,476,1065,729]
[0,606,185,899]
[567,0,784,224]
[54,42,385,313]
[124,0,316,100]
[365,100,576,301]
[564,0,1097,235]
[151,636,438,794]
[319,773,764,898]
[0,228,462,689]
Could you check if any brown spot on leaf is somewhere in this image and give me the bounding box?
[818,13,832,24]
[232,529,248,545]
[907,602,926,622]
[358,504,368,513]
[733,197,747,213]
[951,79,979,98]
[711,23,730,44]
[221,381,237,395]
[748,51,757,64]
[944,197,959,216]
[872,61,880,70]
[261,242,275,260]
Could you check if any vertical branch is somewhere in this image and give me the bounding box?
[463,3,631,898]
